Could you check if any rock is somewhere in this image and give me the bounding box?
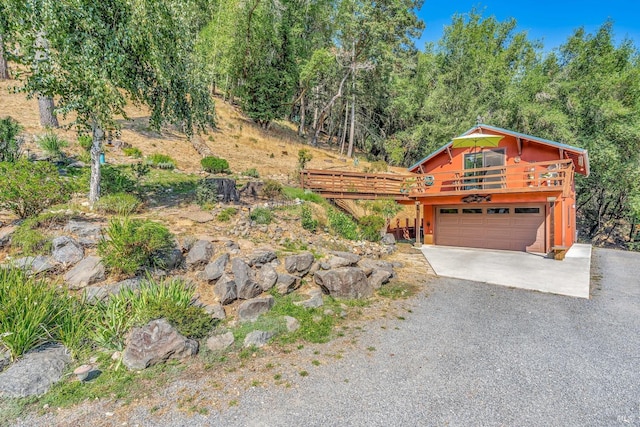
[314,267,373,299]
[257,264,278,291]
[232,258,262,299]
[185,240,214,270]
[284,252,315,276]
[0,225,16,248]
[206,332,234,352]
[243,330,275,348]
[308,261,320,277]
[84,278,142,303]
[237,296,275,322]
[203,303,226,320]
[276,273,299,295]
[294,288,324,308]
[329,251,361,264]
[64,220,102,238]
[122,319,198,370]
[0,345,71,398]
[51,236,84,266]
[159,248,183,270]
[0,349,10,373]
[203,253,229,282]
[368,269,393,289]
[214,274,237,305]
[357,259,395,277]
[284,316,300,332]
[381,233,396,245]
[246,248,277,266]
[11,256,58,274]
[325,256,353,269]
[64,256,105,290]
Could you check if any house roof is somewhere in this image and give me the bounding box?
[408,124,590,176]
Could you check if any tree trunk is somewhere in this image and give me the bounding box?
[188,133,214,157]
[298,91,306,137]
[0,33,9,80]
[38,96,59,128]
[89,123,104,205]
[340,101,349,155]
[203,178,239,203]
[311,70,351,146]
[347,87,356,158]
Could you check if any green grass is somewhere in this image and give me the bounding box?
[282,186,327,205]
[377,282,418,299]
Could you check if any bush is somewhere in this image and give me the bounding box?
[77,134,93,152]
[146,153,176,169]
[36,132,68,161]
[242,168,260,178]
[195,179,218,207]
[298,149,313,170]
[0,160,72,218]
[262,179,283,199]
[358,214,385,241]
[101,165,136,195]
[283,186,326,204]
[217,207,237,222]
[11,221,52,255]
[123,147,143,158]
[300,205,318,232]
[250,207,273,225]
[201,156,230,174]
[0,116,24,162]
[328,208,359,240]
[95,193,142,215]
[98,217,175,275]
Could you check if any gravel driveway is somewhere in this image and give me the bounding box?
[12,248,640,426]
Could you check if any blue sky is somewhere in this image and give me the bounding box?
[416,1,640,51]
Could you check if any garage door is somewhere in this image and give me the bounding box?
[435,204,545,253]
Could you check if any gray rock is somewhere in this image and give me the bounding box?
[203,303,226,320]
[0,345,71,398]
[160,248,183,270]
[276,273,299,295]
[381,233,396,245]
[11,256,58,274]
[294,288,324,308]
[51,236,84,266]
[64,220,102,238]
[308,261,321,277]
[237,295,275,322]
[243,330,275,348]
[326,256,353,269]
[84,278,142,303]
[358,258,395,277]
[314,267,373,299]
[368,269,393,289]
[329,251,361,264]
[284,252,315,276]
[0,225,16,248]
[0,349,10,373]
[257,263,278,291]
[203,253,229,282]
[246,248,277,266]
[122,319,198,370]
[232,258,262,299]
[64,256,105,290]
[185,240,214,270]
[284,316,300,332]
[214,274,237,305]
[206,332,234,352]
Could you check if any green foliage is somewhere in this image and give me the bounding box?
[94,193,142,215]
[201,156,230,174]
[0,160,72,218]
[283,186,326,205]
[297,149,313,170]
[36,132,68,161]
[146,154,176,170]
[358,215,385,242]
[377,282,418,299]
[123,147,143,158]
[77,134,93,152]
[11,221,52,256]
[250,207,273,225]
[262,179,283,199]
[0,117,24,162]
[100,166,137,195]
[195,179,219,207]
[300,205,318,232]
[327,208,359,240]
[363,160,388,173]
[242,168,260,178]
[217,207,237,222]
[97,217,175,275]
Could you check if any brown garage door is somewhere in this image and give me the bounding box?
[435,204,545,253]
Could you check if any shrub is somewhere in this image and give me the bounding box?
[250,207,273,225]
[201,156,230,174]
[262,179,283,199]
[11,222,52,255]
[37,132,68,161]
[123,147,143,158]
[300,205,318,232]
[328,208,359,240]
[195,179,219,207]
[297,149,313,170]
[101,165,136,195]
[77,134,93,152]
[98,217,175,275]
[0,116,24,162]
[146,153,176,169]
[0,160,72,218]
[217,207,237,222]
[283,186,326,204]
[358,214,385,241]
[242,168,260,178]
[95,193,142,215]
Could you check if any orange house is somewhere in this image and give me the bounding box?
[406,125,590,253]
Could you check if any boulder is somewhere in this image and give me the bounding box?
[381,233,396,245]
[257,263,278,291]
[64,220,102,238]
[325,256,353,269]
[84,278,143,303]
[64,256,105,290]
[0,345,71,398]
[357,258,395,277]
[246,248,277,267]
[214,274,237,305]
[275,273,299,295]
[206,332,234,352]
[0,225,16,248]
[185,240,214,270]
[329,251,361,264]
[51,236,84,266]
[122,319,198,370]
[293,288,324,308]
[284,316,300,332]
[203,253,229,282]
[11,256,58,275]
[232,258,262,299]
[159,248,183,270]
[314,267,373,299]
[203,303,226,320]
[243,330,275,348]
[284,252,315,276]
[237,295,275,322]
[368,269,393,289]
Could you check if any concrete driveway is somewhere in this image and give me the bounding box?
[419,244,592,298]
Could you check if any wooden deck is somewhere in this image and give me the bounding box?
[301,159,574,200]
